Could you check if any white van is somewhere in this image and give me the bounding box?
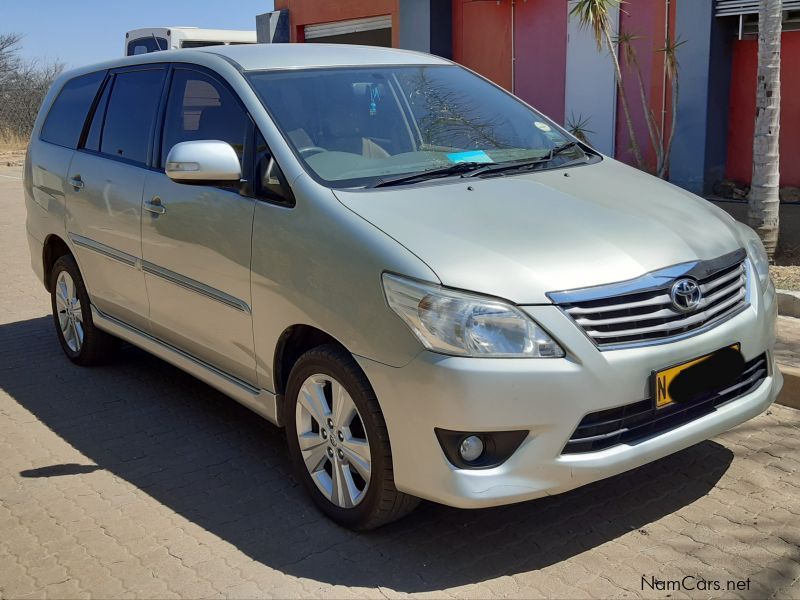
[125,27,256,56]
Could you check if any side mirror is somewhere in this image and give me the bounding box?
[165,140,242,184]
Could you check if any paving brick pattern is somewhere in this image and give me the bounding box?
[1,165,799,599]
[777,317,800,371]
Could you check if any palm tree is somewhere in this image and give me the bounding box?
[570,0,644,169]
[748,0,782,259]
[617,32,684,178]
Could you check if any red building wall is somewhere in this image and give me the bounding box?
[274,0,400,46]
[615,0,676,171]
[451,0,566,121]
[726,31,800,187]
[513,0,567,122]
[452,0,512,91]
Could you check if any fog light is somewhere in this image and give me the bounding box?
[459,435,484,462]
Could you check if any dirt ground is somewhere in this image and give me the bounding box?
[772,266,800,291]
[0,147,25,167]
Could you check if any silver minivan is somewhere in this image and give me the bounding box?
[25,44,781,530]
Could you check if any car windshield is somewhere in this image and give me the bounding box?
[246,65,585,188]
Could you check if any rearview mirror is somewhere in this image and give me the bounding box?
[165,140,242,184]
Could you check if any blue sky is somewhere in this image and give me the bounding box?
[5,0,275,68]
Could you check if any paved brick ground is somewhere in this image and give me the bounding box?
[1,165,799,599]
[777,317,800,371]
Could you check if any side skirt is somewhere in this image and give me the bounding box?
[91,306,282,427]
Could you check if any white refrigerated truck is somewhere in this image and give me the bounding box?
[125,27,257,56]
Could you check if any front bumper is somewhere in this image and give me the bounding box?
[357,281,780,509]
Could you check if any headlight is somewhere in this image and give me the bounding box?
[737,223,770,289]
[382,273,565,358]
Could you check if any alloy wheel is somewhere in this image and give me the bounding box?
[54,271,84,353]
[295,374,371,508]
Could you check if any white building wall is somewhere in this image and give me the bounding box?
[564,1,619,155]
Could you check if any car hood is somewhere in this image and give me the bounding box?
[333,158,743,304]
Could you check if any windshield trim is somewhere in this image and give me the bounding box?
[244,64,600,191]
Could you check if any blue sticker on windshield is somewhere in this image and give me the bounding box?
[447,150,493,164]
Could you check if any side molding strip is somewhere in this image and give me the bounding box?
[142,262,251,314]
[70,233,138,268]
[69,233,251,314]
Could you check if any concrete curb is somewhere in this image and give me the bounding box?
[777,289,800,319]
[778,365,800,410]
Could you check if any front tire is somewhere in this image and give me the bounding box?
[285,344,419,530]
[50,255,117,366]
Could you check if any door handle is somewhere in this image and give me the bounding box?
[68,175,84,190]
[143,196,166,215]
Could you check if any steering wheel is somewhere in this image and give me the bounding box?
[297,146,327,158]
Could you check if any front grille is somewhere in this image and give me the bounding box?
[561,353,768,454]
[551,251,748,348]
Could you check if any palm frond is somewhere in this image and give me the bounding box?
[615,30,642,66]
[658,37,686,80]
[569,0,624,50]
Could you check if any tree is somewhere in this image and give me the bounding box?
[0,33,63,145]
[617,32,684,178]
[0,33,23,81]
[747,0,782,259]
[570,0,644,169]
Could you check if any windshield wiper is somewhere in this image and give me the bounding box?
[463,141,588,178]
[551,140,585,159]
[370,161,490,188]
[461,155,552,177]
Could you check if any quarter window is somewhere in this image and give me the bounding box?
[40,71,105,149]
[83,79,111,152]
[100,69,165,165]
[161,69,248,168]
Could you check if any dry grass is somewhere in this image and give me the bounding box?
[0,131,27,166]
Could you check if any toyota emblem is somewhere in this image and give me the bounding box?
[670,278,702,312]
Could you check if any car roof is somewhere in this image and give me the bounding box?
[55,44,454,89]
[197,43,452,71]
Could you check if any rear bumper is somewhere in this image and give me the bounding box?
[358,281,780,509]
[26,227,45,290]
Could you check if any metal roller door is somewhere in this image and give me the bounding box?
[304,15,392,47]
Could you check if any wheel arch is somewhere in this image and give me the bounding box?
[273,324,356,422]
[42,234,73,292]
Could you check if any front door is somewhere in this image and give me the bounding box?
[141,66,257,384]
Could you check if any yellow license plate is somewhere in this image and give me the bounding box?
[653,344,741,408]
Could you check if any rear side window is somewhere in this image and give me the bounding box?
[40,71,105,148]
[160,69,248,168]
[127,37,168,55]
[100,68,165,165]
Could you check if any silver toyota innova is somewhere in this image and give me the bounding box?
[25,44,781,530]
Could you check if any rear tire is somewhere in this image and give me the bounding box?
[285,344,419,530]
[49,255,118,366]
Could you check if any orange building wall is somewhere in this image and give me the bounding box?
[451,0,512,91]
[275,0,400,46]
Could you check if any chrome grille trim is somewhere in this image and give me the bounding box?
[548,250,750,349]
